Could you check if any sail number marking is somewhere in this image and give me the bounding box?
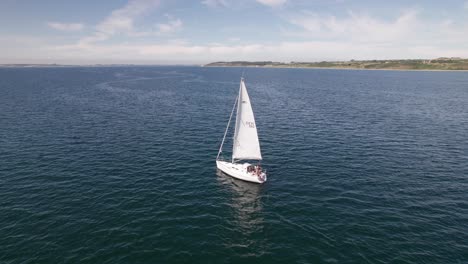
[245,121,255,128]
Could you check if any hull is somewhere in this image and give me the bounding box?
[216,160,267,184]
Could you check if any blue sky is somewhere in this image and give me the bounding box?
[1,0,468,64]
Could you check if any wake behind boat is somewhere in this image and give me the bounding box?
[216,78,267,184]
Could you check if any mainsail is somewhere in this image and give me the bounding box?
[232,78,262,161]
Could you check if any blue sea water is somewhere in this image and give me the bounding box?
[0,66,467,263]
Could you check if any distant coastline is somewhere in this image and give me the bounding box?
[204,58,468,71]
[3,58,468,71]
[0,64,196,68]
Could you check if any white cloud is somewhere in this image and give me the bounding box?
[43,5,468,64]
[79,32,109,44]
[288,9,419,43]
[46,40,456,64]
[18,28,465,65]
[256,0,287,7]
[80,0,160,45]
[464,1,468,9]
[282,9,468,60]
[202,0,229,8]
[156,17,183,34]
[5,2,468,64]
[47,22,84,31]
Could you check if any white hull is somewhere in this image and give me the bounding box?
[216,160,267,184]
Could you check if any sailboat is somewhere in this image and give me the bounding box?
[216,77,267,184]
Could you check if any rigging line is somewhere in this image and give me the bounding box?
[216,95,238,160]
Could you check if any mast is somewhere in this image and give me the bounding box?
[232,79,242,163]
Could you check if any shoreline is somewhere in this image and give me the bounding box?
[203,65,468,72]
[2,64,468,72]
[204,58,468,72]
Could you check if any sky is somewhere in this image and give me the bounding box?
[1,0,468,64]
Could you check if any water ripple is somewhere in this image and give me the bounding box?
[0,67,467,263]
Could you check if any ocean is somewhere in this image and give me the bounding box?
[1,66,467,263]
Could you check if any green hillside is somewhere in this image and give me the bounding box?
[205,58,468,70]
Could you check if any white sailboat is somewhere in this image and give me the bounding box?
[216,77,267,184]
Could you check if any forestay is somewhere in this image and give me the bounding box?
[232,78,262,161]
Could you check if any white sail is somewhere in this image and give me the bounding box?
[232,78,262,161]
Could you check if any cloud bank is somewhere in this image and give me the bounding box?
[3,0,468,64]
